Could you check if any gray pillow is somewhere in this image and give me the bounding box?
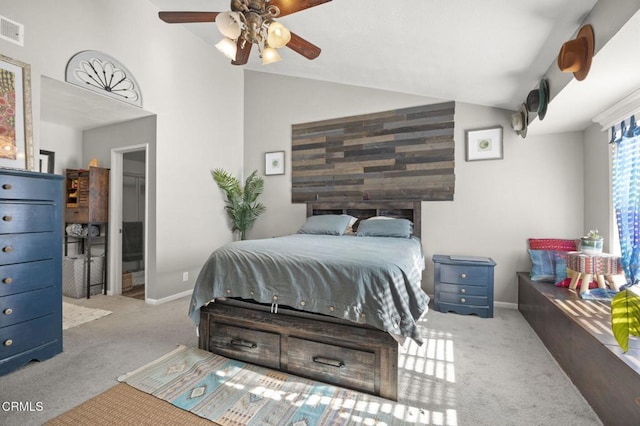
[356,218,413,238]
[297,214,353,236]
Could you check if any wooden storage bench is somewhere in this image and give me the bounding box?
[517,272,640,424]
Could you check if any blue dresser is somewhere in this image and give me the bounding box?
[0,170,64,375]
[433,255,496,318]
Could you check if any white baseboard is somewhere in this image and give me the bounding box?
[495,301,518,310]
[146,289,193,305]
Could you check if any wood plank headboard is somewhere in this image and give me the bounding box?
[306,201,422,238]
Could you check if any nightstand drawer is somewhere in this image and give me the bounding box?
[0,314,58,360]
[438,283,488,296]
[0,260,55,297]
[440,264,489,286]
[208,322,280,370]
[0,233,56,265]
[0,203,55,234]
[0,287,56,328]
[439,291,487,306]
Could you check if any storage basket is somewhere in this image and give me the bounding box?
[63,255,104,298]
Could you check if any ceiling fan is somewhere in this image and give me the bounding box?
[158,0,332,65]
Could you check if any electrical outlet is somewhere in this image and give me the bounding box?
[182,272,188,282]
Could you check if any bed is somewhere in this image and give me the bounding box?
[190,201,428,400]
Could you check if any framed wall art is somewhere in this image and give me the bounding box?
[265,151,285,175]
[0,55,33,170]
[465,126,503,161]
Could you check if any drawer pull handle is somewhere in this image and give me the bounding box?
[3,308,12,315]
[2,277,12,284]
[460,288,466,294]
[460,273,467,279]
[2,246,12,253]
[2,184,11,190]
[230,339,257,349]
[3,339,12,346]
[312,356,345,369]
[2,215,11,222]
[460,298,466,304]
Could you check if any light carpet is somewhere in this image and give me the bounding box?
[118,345,427,425]
[62,301,112,330]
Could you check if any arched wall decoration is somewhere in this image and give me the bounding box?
[65,50,142,107]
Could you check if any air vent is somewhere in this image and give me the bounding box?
[0,15,24,46]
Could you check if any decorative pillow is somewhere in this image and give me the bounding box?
[553,252,570,286]
[528,249,557,282]
[528,238,577,251]
[356,218,413,238]
[298,214,353,236]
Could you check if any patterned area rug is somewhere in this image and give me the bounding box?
[118,345,426,425]
[62,301,112,330]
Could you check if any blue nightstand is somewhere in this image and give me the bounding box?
[432,255,496,318]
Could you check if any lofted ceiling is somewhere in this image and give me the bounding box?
[145,0,640,136]
[42,1,640,137]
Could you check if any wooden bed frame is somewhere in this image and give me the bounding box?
[198,201,422,401]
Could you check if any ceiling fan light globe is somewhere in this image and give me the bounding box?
[216,37,238,61]
[262,47,281,65]
[267,21,291,48]
[215,12,242,39]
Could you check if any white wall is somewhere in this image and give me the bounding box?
[0,0,245,300]
[243,72,586,305]
[39,121,82,174]
[583,122,612,251]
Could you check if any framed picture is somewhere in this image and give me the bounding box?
[38,149,55,173]
[0,55,33,170]
[265,151,285,175]
[465,126,503,161]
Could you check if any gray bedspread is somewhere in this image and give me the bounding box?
[189,234,429,344]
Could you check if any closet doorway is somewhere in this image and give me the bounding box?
[121,150,146,299]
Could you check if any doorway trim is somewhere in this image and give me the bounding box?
[109,143,149,300]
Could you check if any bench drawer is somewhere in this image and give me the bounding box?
[288,337,375,393]
[209,322,280,370]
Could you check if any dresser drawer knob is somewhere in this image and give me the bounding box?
[3,339,12,346]
[1,184,11,190]
[460,288,466,294]
[2,215,11,222]
[3,308,12,315]
[460,298,466,304]
[460,273,466,279]
[2,277,11,284]
[2,246,12,253]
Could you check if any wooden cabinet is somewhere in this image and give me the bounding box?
[433,255,496,318]
[0,170,64,375]
[64,167,109,298]
[65,167,109,223]
[200,299,399,400]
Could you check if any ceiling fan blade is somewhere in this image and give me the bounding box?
[232,40,253,65]
[270,0,332,17]
[286,32,321,60]
[158,11,220,23]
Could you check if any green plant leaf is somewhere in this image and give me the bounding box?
[611,288,640,352]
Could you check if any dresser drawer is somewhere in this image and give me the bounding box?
[439,291,487,306]
[438,282,488,296]
[288,337,375,393]
[0,203,55,234]
[440,264,490,286]
[209,322,280,370]
[0,286,56,328]
[0,233,55,265]
[0,314,58,360]
[0,175,61,201]
[0,260,55,297]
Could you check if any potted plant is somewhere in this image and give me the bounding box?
[580,229,603,254]
[212,168,266,240]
